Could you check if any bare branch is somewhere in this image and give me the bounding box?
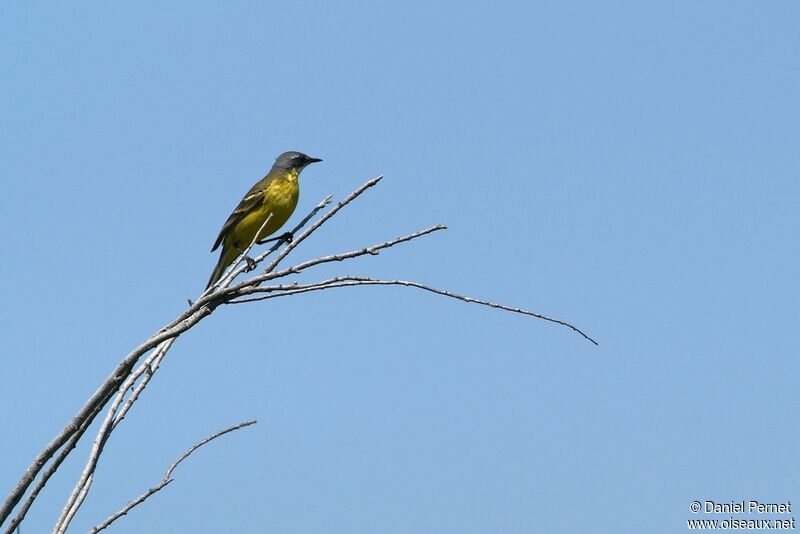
[89,482,173,534]
[113,339,173,428]
[3,398,107,534]
[3,173,597,532]
[53,338,177,533]
[0,320,200,528]
[229,276,598,345]
[165,420,257,479]
[88,420,256,534]
[220,224,447,299]
[0,364,130,527]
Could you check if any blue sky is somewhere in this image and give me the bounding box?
[1,2,798,532]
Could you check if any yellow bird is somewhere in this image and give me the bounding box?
[206,151,322,288]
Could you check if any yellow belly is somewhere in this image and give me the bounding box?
[229,178,299,250]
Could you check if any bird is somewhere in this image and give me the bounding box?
[206,151,322,289]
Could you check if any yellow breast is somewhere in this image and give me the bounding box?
[232,176,299,248]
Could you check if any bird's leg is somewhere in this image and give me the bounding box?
[257,231,294,245]
[232,241,258,271]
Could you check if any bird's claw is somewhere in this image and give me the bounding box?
[258,231,294,245]
[244,255,257,271]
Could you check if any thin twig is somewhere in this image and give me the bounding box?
[221,223,446,299]
[215,212,274,290]
[113,339,173,428]
[247,194,334,277]
[229,276,598,345]
[88,420,256,534]
[262,176,383,274]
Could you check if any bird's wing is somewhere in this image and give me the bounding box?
[210,177,273,252]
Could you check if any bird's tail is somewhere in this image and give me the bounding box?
[206,246,238,289]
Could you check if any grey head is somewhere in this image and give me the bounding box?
[272,151,323,172]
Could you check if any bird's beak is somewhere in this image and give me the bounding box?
[306,157,323,164]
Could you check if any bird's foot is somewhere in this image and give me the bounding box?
[244,255,257,271]
[258,231,294,245]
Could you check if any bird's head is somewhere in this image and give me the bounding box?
[273,151,323,172]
